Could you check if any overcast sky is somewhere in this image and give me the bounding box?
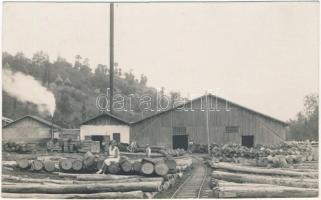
[3,2,319,121]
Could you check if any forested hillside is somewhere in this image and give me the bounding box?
[2,51,184,128]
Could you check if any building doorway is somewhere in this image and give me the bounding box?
[91,135,104,150]
[242,135,254,148]
[173,135,188,150]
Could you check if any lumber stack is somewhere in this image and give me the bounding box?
[209,161,319,198]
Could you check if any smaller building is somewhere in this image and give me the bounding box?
[80,113,130,148]
[2,116,13,127]
[2,115,60,144]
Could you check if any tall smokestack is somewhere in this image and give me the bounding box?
[109,3,114,114]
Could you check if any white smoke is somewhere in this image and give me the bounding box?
[3,69,56,116]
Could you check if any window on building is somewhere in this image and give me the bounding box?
[173,127,186,135]
[113,133,121,143]
[225,126,239,133]
[242,135,254,148]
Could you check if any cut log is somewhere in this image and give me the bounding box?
[2,191,144,199]
[210,184,318,198]
[3,166,14,171]
[30,160,43,171]
[75,174,142,181]
[2,175,73,185]
[108,162,120,174]
[17,159,30,169]
[72,160,83,171]
[56,172,143,180]
[59,159,73,171]
[83,151,95,169]
[155,162,169,176]
[133,161,142,173]
[211,162,318,178]
[43,160,56,172]
[55,172,79,178]
[164,158,177,172]
[2,181,162,193]
[141,162,154,175]
[73,177,164,184]
[212,171,318,188]
[120,160,132,173]
[2,161,17,167]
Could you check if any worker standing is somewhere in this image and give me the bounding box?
[96,140,120,174]
[145,144,151,158]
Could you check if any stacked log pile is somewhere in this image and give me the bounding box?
[2,155,193,199]
[2,174,162,198]
[11,152,193,178]
[3,142,35,153]
[210,141,318,168]
[2,172,187,198]
[208,161,319,198]
[3,148,193,199]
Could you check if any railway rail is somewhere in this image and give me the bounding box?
[171,155,211,198]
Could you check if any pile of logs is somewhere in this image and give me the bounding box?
[2,174,164,198]
[2,151,194,199]
[210,141,316,161]
[3,142,35,153]
[208,161,319,198]
[2,162,187,199]
[157,148,186,157]
[12,152,193,178]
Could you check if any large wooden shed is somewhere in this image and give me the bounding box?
[2,115,60,143]
[130,94,288,150]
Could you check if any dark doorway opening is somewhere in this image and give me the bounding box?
[173,135,188,150]
[242,135,254,148]
[91,135,104,150]
[113,133,121,143]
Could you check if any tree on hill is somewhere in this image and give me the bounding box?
[288,94,318,141]
[2,51,182,127]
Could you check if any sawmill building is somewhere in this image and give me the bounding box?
[2,115,61,144]
[130,94,288,150]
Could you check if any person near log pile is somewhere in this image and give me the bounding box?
[96,140,120,174]
[145,144,151,158]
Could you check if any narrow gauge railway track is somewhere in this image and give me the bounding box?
[171,155,210,199]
